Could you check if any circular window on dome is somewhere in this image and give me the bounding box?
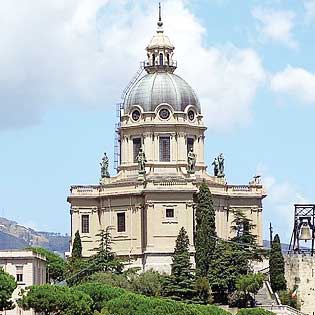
[159,108,170,120]
[131,109,141,122]
[188,110,195,122]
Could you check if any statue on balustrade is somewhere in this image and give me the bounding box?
[212,157,219,176]
[136,147,147,175]
[100,152,110,179]
[218,153,225,178]
[212,153,225,178]
[187,148,196,174]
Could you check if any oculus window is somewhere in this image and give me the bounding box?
[159,108,170,120]
[81,215,89,234]
[117,213,126,232]
[131,109,141,121]
[159,136,170,162]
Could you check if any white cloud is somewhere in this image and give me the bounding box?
[0,0,265,131]
[270,66,315,104]
[304,0,315,23]
[252,7,297,48]
[257,164,307,242]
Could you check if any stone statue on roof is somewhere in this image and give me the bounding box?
[212,153,225,178]
[136,147,147,175]
[218,153,225,178]
[100,152,110,179]
[212,157,219,176]
[187,148,196,174]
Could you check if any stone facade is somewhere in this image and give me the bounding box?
[285,254,315,315]
[67,13,266,273]
[0,249,47,315]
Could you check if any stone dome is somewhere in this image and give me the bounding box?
[124,72,200,113]
[147,32,174,50]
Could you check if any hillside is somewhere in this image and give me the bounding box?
[0,217,69,255]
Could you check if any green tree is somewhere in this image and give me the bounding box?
[195,277,213,305]
[0,267,17,311]
[71,230,82,259]
[269,234,287,293]
[130,270,165,297]
[234,273,264,307]
[208,209,263,302]
[90,227,124,274]
[208,241,249,298]
[18,284,92,315]
[195,181,216,278]
[27,247,66,283]
[163,227,196,302]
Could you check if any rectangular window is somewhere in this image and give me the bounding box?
[16,266,23,282]
[166,208,174,218]
[187,137,194,155]
[117,213,126,232]
[81,215,89,234]
[133,138,142,162]
[159,136,170,162]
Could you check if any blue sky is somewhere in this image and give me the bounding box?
[1,0,315,243]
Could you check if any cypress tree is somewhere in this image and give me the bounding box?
[195,181,216,277]
[269,234,287,292]
[163,227,196,302]
[71,230,82,259]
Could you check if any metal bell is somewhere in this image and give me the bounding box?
[299,222,312,241]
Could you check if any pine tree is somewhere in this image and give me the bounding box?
[195,181,216,277]
[163,227,196,302]
[90,227,124,274]
[269,234,287,292]
[71,230,82,259]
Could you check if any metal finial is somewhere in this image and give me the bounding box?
[157,2,163,27]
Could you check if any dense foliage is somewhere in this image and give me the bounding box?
[195,181,216,278]
[163,227,196,302]
[18,284,93,315]
[90,228,124,274]
[278,289,299,309]
[233,273,264,307]
[236,308,276,315]
[27,247,66,283]
[208,209,264,303]
[269,234,286,293]
[66,227,124,286]
[71,230,82,259]
[0,267,17,311]
[19,282,231,315]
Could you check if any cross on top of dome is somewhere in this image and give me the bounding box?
[144,3,177,74]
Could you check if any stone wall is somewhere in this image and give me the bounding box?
[285,254,315,315]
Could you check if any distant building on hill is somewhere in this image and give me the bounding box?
[0,249,47,315]
[67,6,266,273]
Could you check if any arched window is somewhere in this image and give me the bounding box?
[167,54,170,65]
[152,54,155,65]
[159,53,163,65]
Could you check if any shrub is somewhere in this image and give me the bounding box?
[105,291,230,315]
[87,272,131,290]
[130,270,165,296]
[236,308,276,315]
[278,289,299,309]
[75,282,126,312]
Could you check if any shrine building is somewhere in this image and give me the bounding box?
[67,8,266,273]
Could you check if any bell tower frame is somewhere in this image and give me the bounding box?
[288,204,315,256]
